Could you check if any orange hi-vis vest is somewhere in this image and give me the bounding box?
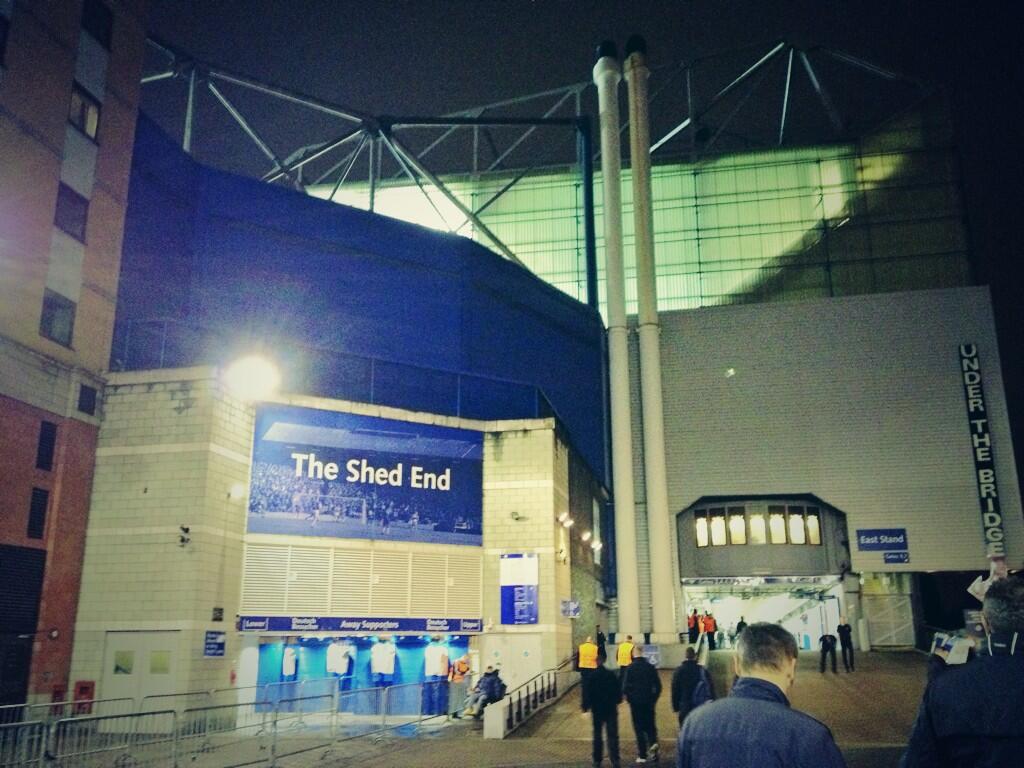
[578,641,599,669]
[616,641,635,667]
[449,658,470,682]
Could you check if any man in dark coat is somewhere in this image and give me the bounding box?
[901,575,1024,767]
[622,646,663,763]
[671,647,714,725]
[819,631,838,674]
[582,652,622,768]
[837,616,855,672]
[676,623,846,768]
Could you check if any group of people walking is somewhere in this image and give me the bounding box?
[577,575,1024,767]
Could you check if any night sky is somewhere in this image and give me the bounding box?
[142,1,1023,489]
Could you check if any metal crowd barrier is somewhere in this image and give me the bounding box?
[0,697,133,726]
[0,720,46,768]
[11,679,454,767]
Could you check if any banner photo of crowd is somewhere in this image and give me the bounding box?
[247,405,483,546]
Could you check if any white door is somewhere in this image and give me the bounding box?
[101,631,180,709]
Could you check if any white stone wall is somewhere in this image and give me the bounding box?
[71,378,603,699]
[69,367,252,696]
[628,286,1022,632]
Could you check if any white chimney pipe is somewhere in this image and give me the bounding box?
[625,35,676,641]
[592,41,641,638]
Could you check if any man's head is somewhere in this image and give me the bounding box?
[982,576,1024,635]
[585,635,593,644]
[631,645,643,660]
[839,615,848,624]
[485,665,493,673]
[626,634,633,642]
[685,647,697,661]
[734,623,799,694]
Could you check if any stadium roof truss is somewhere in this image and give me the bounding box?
[141,36,930,292]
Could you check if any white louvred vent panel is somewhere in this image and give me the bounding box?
[370,551,411,616]
[445,553,482,618]
[241,543,288,613]
[410,553,447,615]
[330,549,372,614]
[285,547,331,613]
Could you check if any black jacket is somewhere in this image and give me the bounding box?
[671,660,712,713]
[623,656,662,707]
[901,638,1024,768]
[582,664,621,717]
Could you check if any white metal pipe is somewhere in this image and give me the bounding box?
[593,42,641,637]
[624,36,676,640]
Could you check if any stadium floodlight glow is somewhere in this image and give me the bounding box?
[223,355,280,401]
[562,518,575,528]
[581,530,592,542]
[591,541,603,551]
[557,511,569,523]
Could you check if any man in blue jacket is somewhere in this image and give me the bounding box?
[676,623,846,768]
[901,575,1024,767]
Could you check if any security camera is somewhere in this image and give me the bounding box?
[180,525,190,534]
[179,525,191,547]
[510,511,526,521]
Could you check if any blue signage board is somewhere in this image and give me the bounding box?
[499,554,539,625]
[883,551,910,564]
[238,616,484,633]
[204,631,226,657]
[248,405,483,546]
[561,599,581,619]
[856,528,908,552]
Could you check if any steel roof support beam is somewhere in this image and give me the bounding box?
[779,47,795,145]
[651,40,787,154]
[799,50,844,134]
[262,125,364,184]
[207,70,366,123]
[388,135,523,267]
[327,131,368,201]
[183,68,197,153]
[379,132,453,229]
[207,81,297,187]
[485,88,576,172]
[141,70,176,84]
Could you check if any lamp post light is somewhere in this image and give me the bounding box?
[222,355,280,401]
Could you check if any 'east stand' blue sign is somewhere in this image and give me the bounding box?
[856,528,908,552]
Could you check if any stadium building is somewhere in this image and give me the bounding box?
[58,39,1023,704]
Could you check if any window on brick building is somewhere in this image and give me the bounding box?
[78,384,97,415]
[1,13,11,67]
[28,488,49,539]
[36,421,58,470]
[40,289,76,347]
[69,82,101,140]
[54,183,89,242]
[81,0,112,49]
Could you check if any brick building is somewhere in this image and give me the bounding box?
[0,0,146,704]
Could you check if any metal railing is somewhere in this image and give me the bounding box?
[483,658,579,739]
[1,680,453,767]
[0,697,133,726]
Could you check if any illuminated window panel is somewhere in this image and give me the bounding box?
[788,512,807,545]
[748,514,767,545]
[768,506,787,544]
[709,511,727,547]
[695,513,709,548]
[728,507,746,545]
[806,509,822,545]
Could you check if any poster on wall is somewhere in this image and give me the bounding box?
[247,405,483,545]
[500,553,539,625]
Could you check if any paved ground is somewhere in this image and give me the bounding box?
[300,649,928,767]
